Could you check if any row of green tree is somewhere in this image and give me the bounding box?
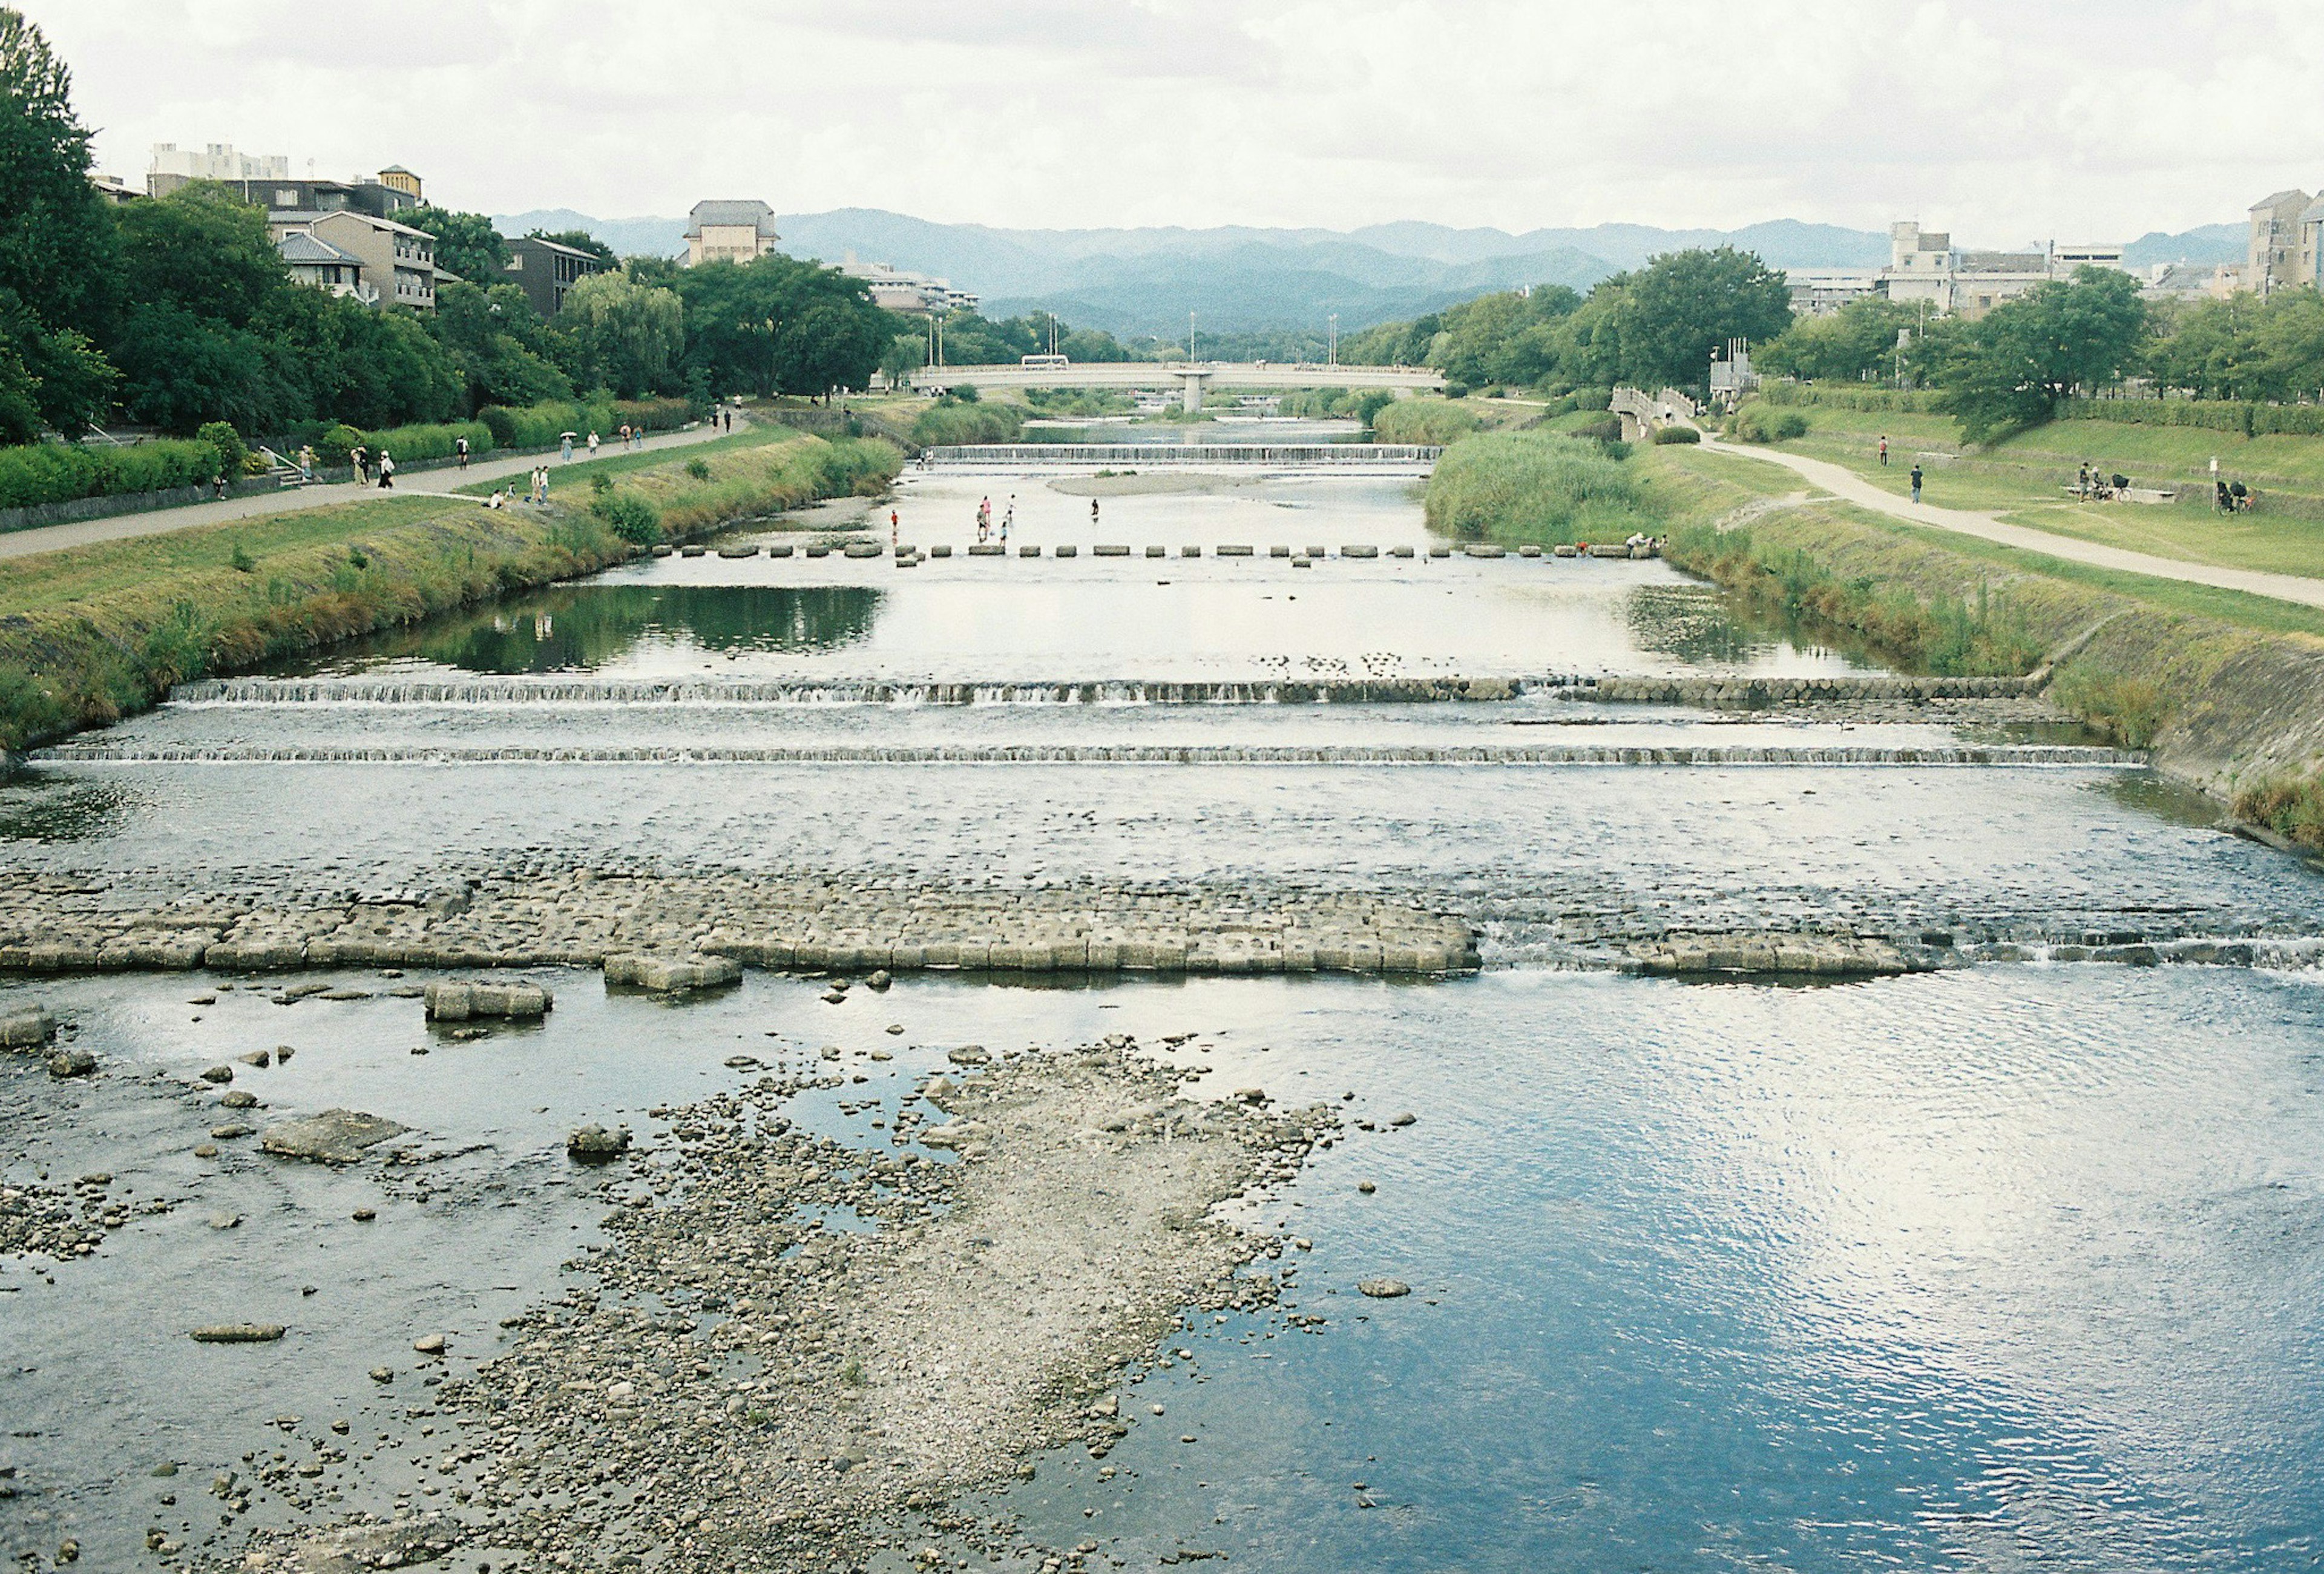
[1339,248,1796,395]
[0,8,903,443]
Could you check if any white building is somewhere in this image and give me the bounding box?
[838,255,979,316]
[149,142,288,193]
[1879,222,2124,320]
[1787,269,1880,316]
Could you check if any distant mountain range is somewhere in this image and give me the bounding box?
[494,208,2251,337]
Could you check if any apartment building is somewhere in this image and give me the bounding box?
[503,234,607,318]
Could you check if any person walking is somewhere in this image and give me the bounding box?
[618,423,631,451]
[890,508,899,548]
[560,433,574,463]
[588,430,601,461]
[723,408,733,433]
[1002,495,1015,536]
[1877,434,1889,467]
[1090,497,1100,527]
[351,444,370,485]
[378,450,395,489]
[2077,462,2090,498]
[212,469,227,500]
[999,510,1009,546]
[456,434,470,470]
[297,444,315,482]
[1909,463,1923,504]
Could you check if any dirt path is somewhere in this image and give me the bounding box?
[0,418,744,562]
[1701,436,2324,611]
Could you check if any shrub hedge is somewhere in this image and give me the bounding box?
[2058,396,2324,438]
[0,438,223,512]
[1762,384,1945,413]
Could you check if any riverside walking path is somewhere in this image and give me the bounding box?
[0,416,746,562]
[1701,436,2324,612]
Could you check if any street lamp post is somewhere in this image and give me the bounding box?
[1328,313,1338,367]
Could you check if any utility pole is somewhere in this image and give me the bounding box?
[1328,313,1338,367]
[1189,311,1196,364]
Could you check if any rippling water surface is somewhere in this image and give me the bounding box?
[7,455,2324,1570]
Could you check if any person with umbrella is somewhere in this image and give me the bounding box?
[560,431,576,463]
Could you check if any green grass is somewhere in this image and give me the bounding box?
[1755,401,2324,577]
[0,431,901,752]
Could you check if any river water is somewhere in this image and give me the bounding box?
[5,460,2324,1570]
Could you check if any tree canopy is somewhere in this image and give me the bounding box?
[1935,267,2150,443]
[671,256,900,398]
[562,269,684,399]
[406,206,511,284]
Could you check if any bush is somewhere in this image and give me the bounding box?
[2057,396,2324,438]
[1725,405,1809,443]
[1422,430,1652,543]
[591,491,662,545]
[2233,775,2324,847]
[1764,384,1942,413]
[357,419,494,467]
[0,436,223,512]
[314,424,364,466]
[1371,398,1483,445]
[910,401,1023,446]
[2053,663,2170,748]
[195,422,247,477]
[1652,425,1701,444]
[686,457,712,480]
[1572,415,1623,444]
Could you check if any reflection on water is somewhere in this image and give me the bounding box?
[318,585,883,674]
[0,776,133,842]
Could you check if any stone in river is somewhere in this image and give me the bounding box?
[567,1124,631,1161]
[947,1046,991,1066]
[412,1333,447,1355]
[1358,1278,1411,1298]
[199,1065,234,1084]
[1388,1112,1417,1127]
[217,1090,258,1109]
[0,1005,57,1048]
[47,1050,95,1078]
[189,1323,284,1343]
[261,1110,410,1164]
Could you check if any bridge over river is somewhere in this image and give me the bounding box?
[910,359,1443,411]
[919,442,1442,473]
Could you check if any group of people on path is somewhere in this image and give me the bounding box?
[347,444,397,489]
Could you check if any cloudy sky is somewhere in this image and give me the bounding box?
[27,0,2324,241]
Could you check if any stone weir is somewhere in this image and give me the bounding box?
[166,673,2041,707]
[0,873,1482,979]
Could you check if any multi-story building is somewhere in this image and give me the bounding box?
[271,209,442,311]
[684,200,781,266]
[2247,189,2311,296]
[838,256,979,316]
[277,231,373,303]
[1786,269,1880,316]
[148,142,287,194]
[1877,223,2121,319]
[502,234,607,318]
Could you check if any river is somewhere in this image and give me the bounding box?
[3,452,2323,1571]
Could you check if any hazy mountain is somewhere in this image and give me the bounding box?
[2121,224,2245,268]
[492,206,2243,336]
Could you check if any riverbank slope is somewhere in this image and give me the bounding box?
[0,430,901,756]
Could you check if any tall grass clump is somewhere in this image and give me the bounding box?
[1423,430,1652,544]
[2233,774,2324,845]
[910,401,1024,446]
[1372,398,1481,446]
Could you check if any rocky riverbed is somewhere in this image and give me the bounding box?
[196,1035,1328,1572]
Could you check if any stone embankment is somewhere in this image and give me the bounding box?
[0,873,1482,980]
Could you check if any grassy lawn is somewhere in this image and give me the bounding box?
[450,422,795,496]
[1651,442,2324,641]
[1740,401,2324,578]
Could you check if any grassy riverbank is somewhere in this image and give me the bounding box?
[1421,431,2324,840]
[0,428,901,754]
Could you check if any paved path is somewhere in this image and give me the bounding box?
[1703,436,2324,611]
[0,418,743,562]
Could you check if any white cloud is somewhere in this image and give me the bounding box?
[25,0,2324,240]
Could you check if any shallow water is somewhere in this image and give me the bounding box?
[7,454,2324,1570]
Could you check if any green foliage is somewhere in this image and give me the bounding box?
[1759,297,1920,383]
[2052,661,2169,748]
[589,471,614,495]
[1725,404,1808,443]
[1936,268,2150,444]
[672,255,899,397]
[1761,383,1943,413]
[428,281,575,412]
[0,286,113,438]
[561,269,685,398]
[1423,430,1652,543]
[0,8,118,338]
[685,457,711,480]
[195,421,246,475]
[2232,774,2324,847]
[0,436,221,511]
[405,206,511,284]
[910,401,1024,445]
[1370,398,1481,445]
[1651,425,1701,444]
[590,490,661,544]
[314,424,363,465]
[2149,287,2324,402]
[1664,521,2043,675]
[228,542,255,573]
[357,419,493,465]
[2056,393,2324,437]
[1614,248,1794,390]
[926,311,1141,366]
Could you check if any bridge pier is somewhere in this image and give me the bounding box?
[1179,370,1210,413]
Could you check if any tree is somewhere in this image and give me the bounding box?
[0,8,118,339]
[407,206,511,285]
[114,183,287,328]
[672,255,899,397]
[0,284,113,436]
[1936,267,2150,444]
[528,228,617,266]
[429,280,575,410]
[1759,297,1919,383]
[879,330,925,387]
[1615,248,1793,390]
[561,269,684,398]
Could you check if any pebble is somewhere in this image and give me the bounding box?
[218,1089,258,1109]
[206,1212,241,1230]
[200,1064,234,1084]
[352,1208,377,1222]
[188,1323,284,1342]
[1358,1278,1411,1299]
[46,1050,95,1078]
[413,1333,447,1354]
[1357,1180,1377,1194]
